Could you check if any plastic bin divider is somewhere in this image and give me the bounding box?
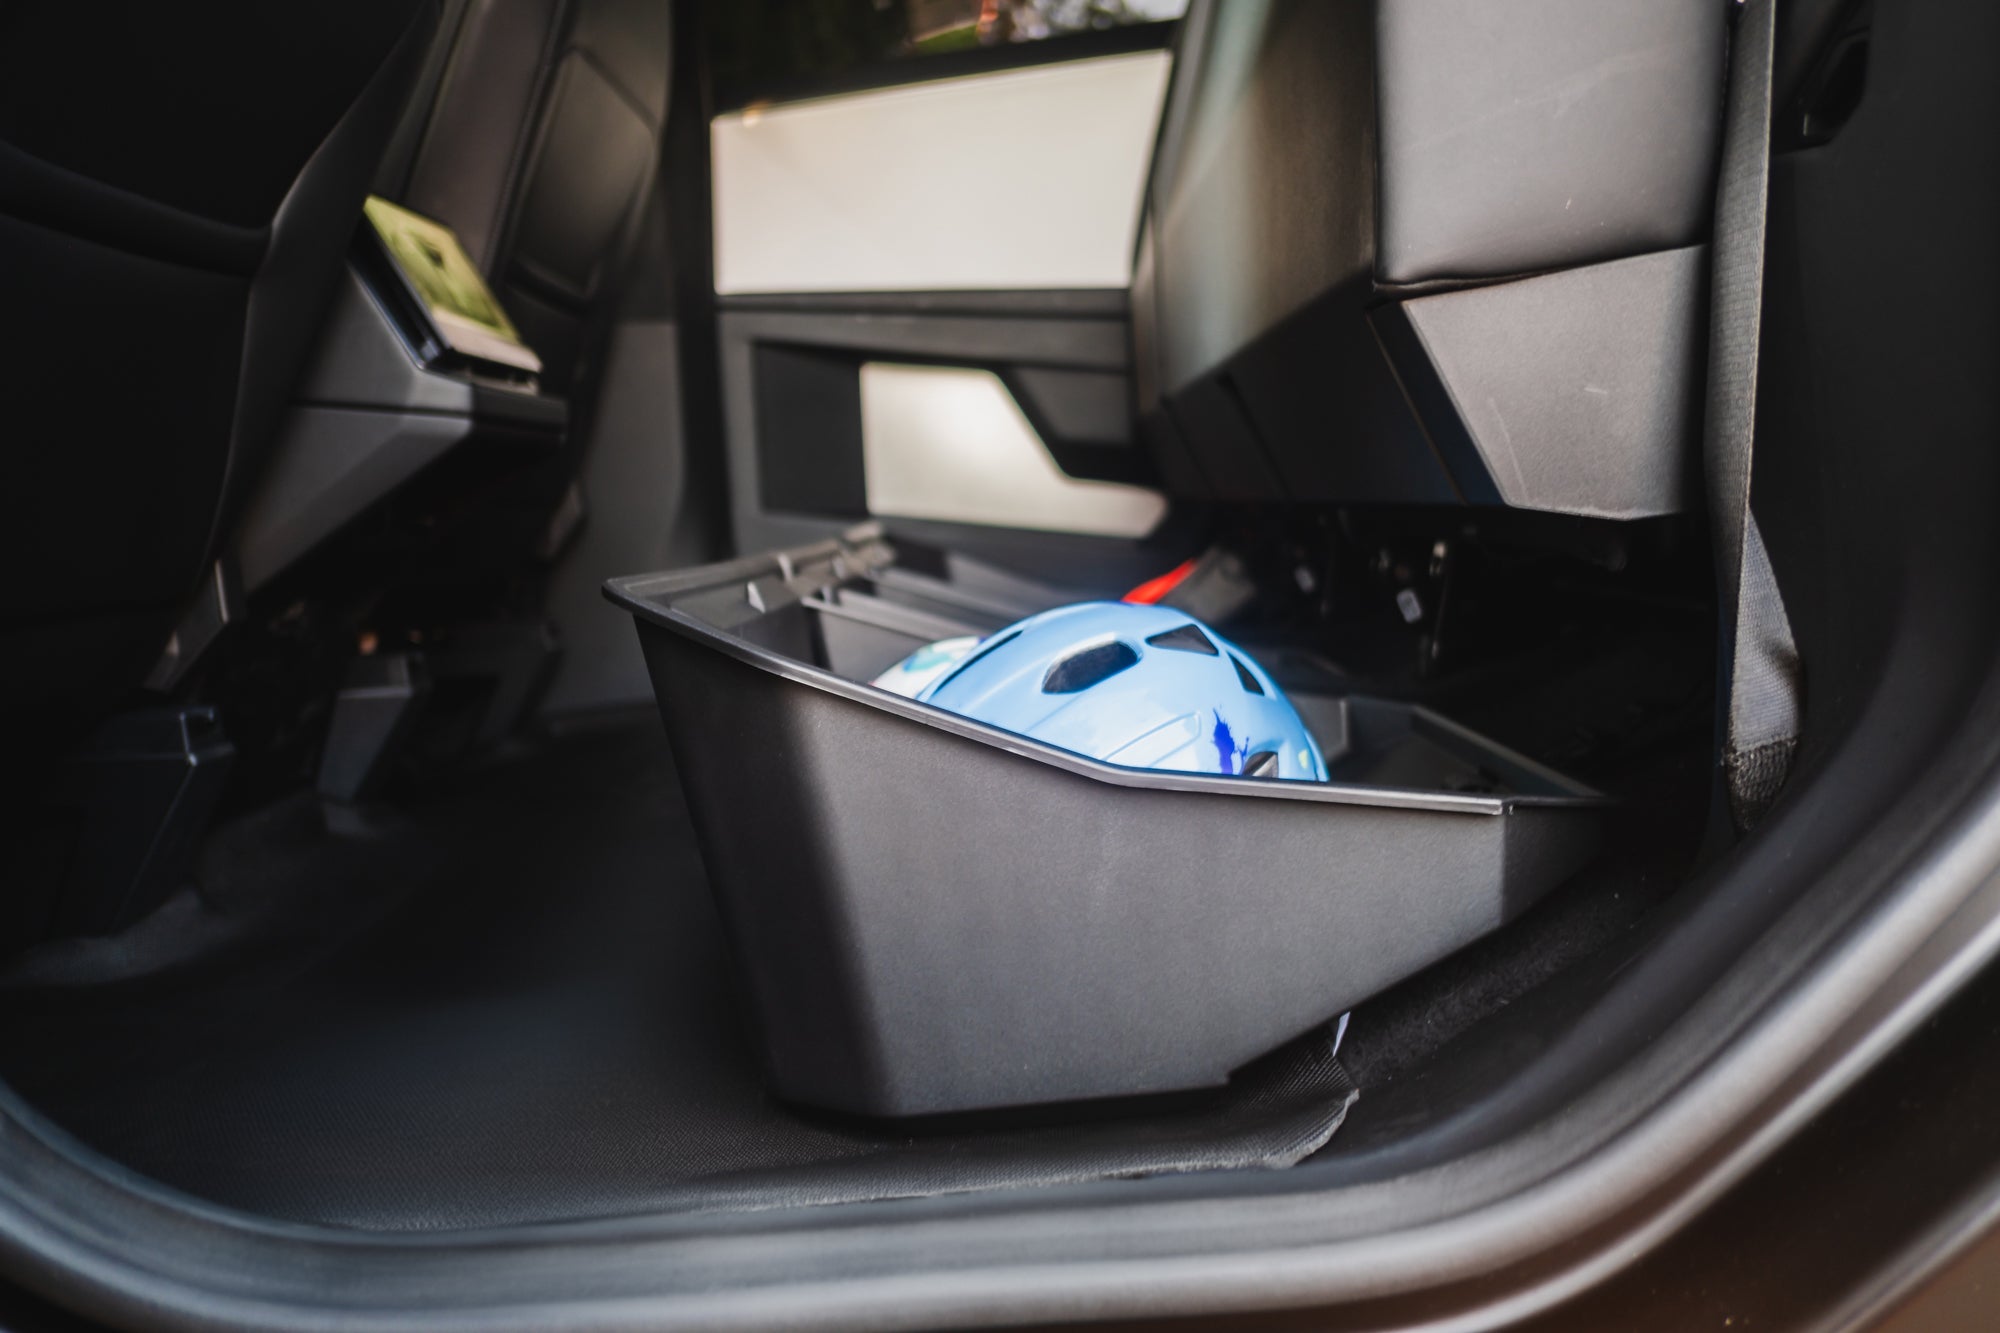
[805,590,991,682]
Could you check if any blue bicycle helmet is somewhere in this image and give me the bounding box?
[879,602,1327,782]
[870,635,982,698]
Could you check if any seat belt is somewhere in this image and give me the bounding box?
[1705,0,1804,834]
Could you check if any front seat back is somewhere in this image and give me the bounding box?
[0,1,437,751]
[377,0,674,396]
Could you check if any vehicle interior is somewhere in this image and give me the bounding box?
[3,0,1998,1327]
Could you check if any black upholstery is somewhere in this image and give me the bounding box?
[0,2,437,752]
[0,5,433,228]
[1132,0,1725,516]
[1374,0,1725,285]
[381,0,673,392]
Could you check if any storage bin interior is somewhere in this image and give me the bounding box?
[652,526,1600,803]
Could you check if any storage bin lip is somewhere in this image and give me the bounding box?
[606,533,1605,817]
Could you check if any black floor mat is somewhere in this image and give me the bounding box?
[0,715,1354,1231]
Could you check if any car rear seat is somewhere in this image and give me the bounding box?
[1132,0,1726,520]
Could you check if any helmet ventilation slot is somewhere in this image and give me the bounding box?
[1231,654,1265,695]
[1042,641,1140,694]
[1145,624,1219,655]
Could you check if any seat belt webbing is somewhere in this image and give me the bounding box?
[1706,0,1804,833]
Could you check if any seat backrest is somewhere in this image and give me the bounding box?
[377,0,674,394]
[0,0,437,748]
[1132,0,1726,519]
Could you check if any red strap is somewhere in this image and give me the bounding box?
[1123,558,1198,605]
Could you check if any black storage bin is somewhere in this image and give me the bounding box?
[608,527,1603,1117]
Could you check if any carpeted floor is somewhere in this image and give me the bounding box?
[0,713,1353,1231]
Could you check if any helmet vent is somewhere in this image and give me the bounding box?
[1244,751,1279,778]
[1230,654,1265,695]
[1042,640,1140,693]
[1144,624,1218,656]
